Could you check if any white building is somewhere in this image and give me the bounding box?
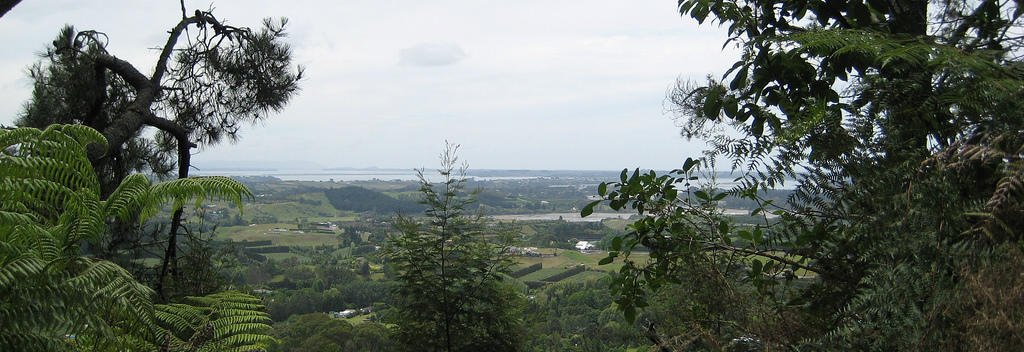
[575,241,595,252]
[331,309,357,319]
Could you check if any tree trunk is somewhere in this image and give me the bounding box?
[884,0,931,155]
[0,0,21,20]
[156,136,193,301]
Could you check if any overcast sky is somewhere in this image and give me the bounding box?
[0,0,739,170]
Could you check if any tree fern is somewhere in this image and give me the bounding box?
[152,291,275,352]
[0,125,266,351]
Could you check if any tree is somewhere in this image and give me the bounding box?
[269,313,397,352]
[0,125,272,351]
[16,5,302,299]
[0,0,19,19]
[585,0,1024,349]
[358,260,371,277]
[382,144,523,352]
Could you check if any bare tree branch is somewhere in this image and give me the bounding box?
[93,54,153,92]
[151,16,200,87]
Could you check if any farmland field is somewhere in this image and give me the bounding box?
[562,270,608,283]
[217,223,339,246]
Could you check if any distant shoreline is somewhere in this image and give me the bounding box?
[194,168,795,189]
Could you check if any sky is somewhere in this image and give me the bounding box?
[0,0,740,170]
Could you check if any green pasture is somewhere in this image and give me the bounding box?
[563,270,608,283]
[217,223,339,247]
[507,249,650,287]
[601,218,633,232]
[245,198,337,222]
[511,249,648,274]
[341,314,373,325]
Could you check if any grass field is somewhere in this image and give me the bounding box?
[217,223,340,246]
[563,270,608,283]
[341,314,373,325]
[246,198,337,222]
[513,249,647,272]
[507,249,649,286]
[216,221,648,278]
[602,218,633,232]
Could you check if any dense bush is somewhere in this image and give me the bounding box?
[524,281,547,290]
[352,245,378,256]
[269,313,396,352]
[267,281,395,321]
[512,263,543,278]
[541,265,586,282]
[324,186,424,214]
[247,246,291,253]
[241,240,275,247]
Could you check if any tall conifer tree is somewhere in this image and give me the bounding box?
[383,144,522,352]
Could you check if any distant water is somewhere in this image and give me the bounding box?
[491,209,777,222]
[195,169,422,181]
[194,168,796,189]
[490,213,632,222]
[192,169,550,182]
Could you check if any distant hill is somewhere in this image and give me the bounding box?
[466,169,623,178]
[194,159,324,170]
[324,186,424,215]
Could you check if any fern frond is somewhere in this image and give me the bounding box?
[0,256,47,289]
[0,126,43,149]
[53,124,106,152]
[144,176,252,221]
[1,125,262,351]
[101,173,153,222]
[215,333,277,348]
[156,303,205,334]
[154,291,274,352]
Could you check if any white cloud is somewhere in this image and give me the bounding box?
[398,42,467,67]
[0,0,740,170]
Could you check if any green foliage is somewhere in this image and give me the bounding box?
[266,281,393,322]
[17,26,172,192]
[324,186,425,215]
[153,291,275,352]
[382,144,523,352]
[521,279,646,352]
[519,221,611,250]
[17,14,302,295]
[511,263,543,278]
[0,125,267,351]
[540,265,587,283]
[586,0,1024,349]
[268,313,396,352]
[0,125,152,351]
[19,14,303,175]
